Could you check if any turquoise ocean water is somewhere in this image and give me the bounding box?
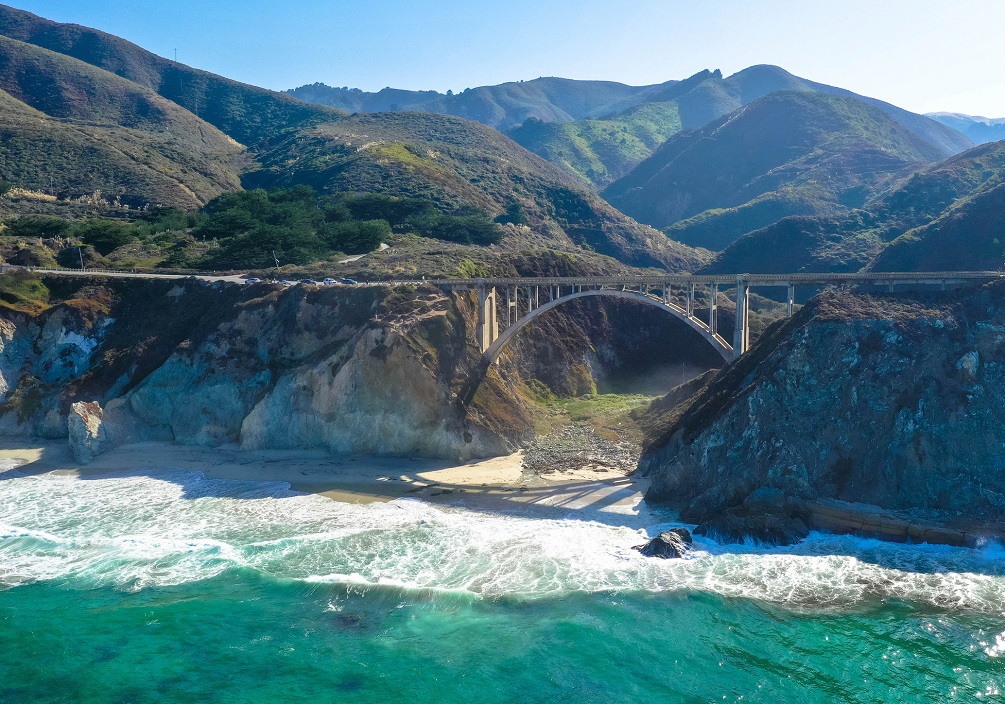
[1,463,1004,702]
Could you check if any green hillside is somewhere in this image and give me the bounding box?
[0,4,338,146]
[869,182,1005,271]
[0,7,706,274]
[0,36,244,209]
[702,139,1005,275]
[603,91,947,250]
[243,111,705,270]
[507,101,682,189]
[290,66,971,194]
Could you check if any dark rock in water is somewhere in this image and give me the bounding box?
[336,673,367,693]
[332,612,369,631]
[633,528,693,558]
[696,507,809,546]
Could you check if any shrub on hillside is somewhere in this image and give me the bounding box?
[5,216,71,239]
[74,220,137,256]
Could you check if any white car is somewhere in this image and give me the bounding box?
[323,278,337,285]
[244,278,261,284]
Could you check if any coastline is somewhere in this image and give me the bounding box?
[0,440,652,521]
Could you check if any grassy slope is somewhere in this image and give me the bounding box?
[507,101,683,189]
[603,91,947,250]
[869,183,1005,271]
[0,4,338,146]
[0,36,245,208]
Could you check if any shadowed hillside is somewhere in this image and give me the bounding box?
[0,3,339,146]
[702,138,1005,274]
[603,91,948,250]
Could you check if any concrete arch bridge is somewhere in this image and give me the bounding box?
[434,272,1004,363]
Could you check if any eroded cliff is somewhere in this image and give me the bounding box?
[639,282,1005,543]
[0,275,532,461]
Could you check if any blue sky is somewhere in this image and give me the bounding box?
[13,0,1005,116]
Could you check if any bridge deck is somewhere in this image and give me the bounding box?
[432,271,1005,289]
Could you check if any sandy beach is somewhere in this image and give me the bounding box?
[0,440,651,520]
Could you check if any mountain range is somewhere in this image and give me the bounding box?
[927,113,1005,146]
[0,3,702,273]
[0,3,1001,277]
[291,67,974,193]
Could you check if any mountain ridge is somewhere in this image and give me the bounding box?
[602,90,947,250]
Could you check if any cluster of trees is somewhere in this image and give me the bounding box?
[2,209,192,256]
[193,187,502,268]
[1,187,505,270]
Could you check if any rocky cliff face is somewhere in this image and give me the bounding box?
[639,283,1005,541]
[0,274,723,463]
[0,277,531,461]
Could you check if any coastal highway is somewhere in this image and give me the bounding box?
[5,265,1004,290]
[2,266,253,285]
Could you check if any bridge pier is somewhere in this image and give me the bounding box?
[733,278,749,360]
[709,283,718,335]
[477,284,499,352]
[787,284,795,318]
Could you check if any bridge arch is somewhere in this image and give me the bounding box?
[482,288,733,364]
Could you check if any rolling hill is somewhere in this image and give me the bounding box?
[0,3,339,146]
[701,138,1005,274]
[602,91,948,250]
[244,110,703,270]
[0,35,245,208]
[291,66,972,195]
[286,77,665,131]
[0,6,705,273]
[869,183,1005,271]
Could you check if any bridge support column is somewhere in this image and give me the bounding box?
[786,284,795,318]
[733,278,749,360]
[709,283,718,334]
[687,284,695,318]
[477,285,499,353]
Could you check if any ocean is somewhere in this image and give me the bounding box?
[1,463,1003,702]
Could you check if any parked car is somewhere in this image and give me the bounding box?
[244,277,261,284]
[301,279,317,285]
[340,278,358,285]
[322,278,337,285]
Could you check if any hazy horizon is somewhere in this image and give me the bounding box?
[11,0,1005,117]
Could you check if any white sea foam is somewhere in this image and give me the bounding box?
[2,469,1005,613]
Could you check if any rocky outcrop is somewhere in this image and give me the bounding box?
[639,282,1005,545]
[67,401,110,463]
[633,528,693,558]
